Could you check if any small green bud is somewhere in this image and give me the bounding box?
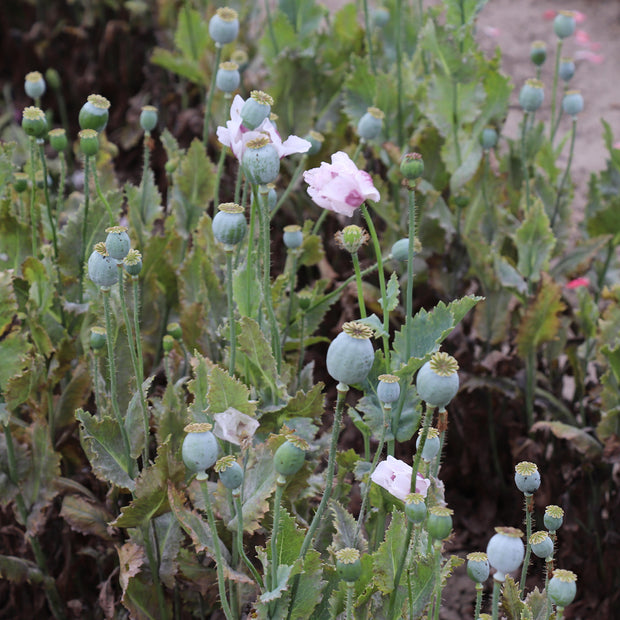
[48,128,68,152]
[334,224,369,254]
[335,548,362,583]
[427,506,453,540]
[404,493,427,524]
[90,326,107,350]
[480,127,498,150]
[212,203,247,248]
[529,531,554,559]
[544,505,564,532]
[357,107,384,141]
[514,461,541,495]
[182,423,219,480]
[45,68,61,90]
[242,136,279,185]
[13,172,29,193]
[562,90,584,117]
[519,79,544,113]
[22,106,47,139]
[377,374,400,404]
[467,552,490,583]
[559,57,575,82]
[163,334,175,352]
[274,438,307,476]
[416,352,459,409]
[79,94,110,132]
[241,90,273,130]
[215,456,244,489]
[24,71,46,99]
[304,130,324,156]
[554,11,576,39]
[209,7,239,46]
[326,322,374,386]
[283,224,303,250]
[400,152,424,180]
[79,129,99,157]
[530,41,547,67]
[88,242,118,289]
[140,105,158,132]
[215,61,241,94]
[123,249,143,276]
[167,322,183,341]
[105,225,131,262]
[548,569,577,607]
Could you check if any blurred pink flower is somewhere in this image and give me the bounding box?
[370,455,431,501]
[566,277,590,289]
[482,25,500,38]
[213,407,259,447]
[575,29,590,45]
[544,9,585,23]
[303,151,380,216]
[543,10,556,20]
[216,94,310,161]
[575,50,605,64]
[574,10,586,24]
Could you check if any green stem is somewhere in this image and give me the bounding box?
[550,118,577,229]
[225,251,237,376]
[118,267,149,468]
[345,582,355,620]
[200,480,234,620]
[525,350,535,429]
[28,137,38,257]
[519,493,534,597]
[270,480,285,594]
[452,79,462,168]
[139,132,151,243]
[481,151,495,243]
[491,578,501,620]
[351,251,367,318]
[271,155,307,218]
[395,0,404,148]
[360,204,390,370]
[386,521,414,619]
[214,146,227,211]
[411,407,434,492]
[203,45,223,144]
[142,522,169,620]
[102,288,134,478]
[92,162,116,225]
[550,39,564,144]
[91,353,104,416]
[281,251,299,350]
[432,541,443,620]
[311,208,328,236]
[183,0,198,60]
[233,493,264,587]
[405,186,417,360]
[264,0,279,55]
[474,582,483,620]
[287,383,348,617]
[521,111,531,212]
[362,0,376,74]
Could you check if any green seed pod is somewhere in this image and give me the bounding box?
[544,505,564,533]
[559,57,575,82]
[562,90,584,116]
[427,506,453,541]
[274,439,306,476]
[519,79,544,113]
[480,127,498,150]
[105,226,131,261]
[554,11,576,39]
[48,128,68,152]
[416,427,441,462]
[530,41,547,67]
[215,61,241,94]
[304,130,324,156]
[400,152,424,181]
[242,136,279,185]
[123,249,142,276]
[416,351,459,409]
[13,172,29,193]
[167,322,183,341]
[377,374,400,404]
[25,71,46,100]
[335,224,369,254]
[88,243,118,289]
[90,326,107,350]
[22,106,47,139]
[357,107,384,141]
[486,526,524,582]
[529,531,554,559]
[466,552,490,583]
[265,183,277,211]
[326,322,374,386]
[45,68,61,91]
[514,461,541,495]
[391,238,410,261]
[209,7,239,45]
[241,90,273,130]
[372,6,390,28]
[79,129,99,157]
[79,94,110,132]
[182,423,219,480]
[216,457,244,489]
[404,493,427,524]
[547,569,577,607]
[283,224,303,250]
[335,548,362,583]
[163,334,175,353]
[212,203,247,247]
[140,105,158,132]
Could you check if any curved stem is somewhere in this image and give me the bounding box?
[551,117,577,229]
[395,0,404,148]
[386,521,414,618]
[200,480,234,620]
[92,162,116,225]
[203,45,223,144]
[271,155,307,219]
[491,578,501,620]
[233,493,264,587]
[521,111,531,212]
[550,39,564,144]
[28,138,38,257]
[351,251,367,318]
[519,493,534,597]
[225,251,237,376]
[474,582,483,620]
[78,155,90,303]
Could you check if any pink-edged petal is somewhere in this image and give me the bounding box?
[216,125,232,148]
[279,135,312,157]
[355,170,380,202]
[415,473,431,498]
[331,151,359,174]
[307,185,336,212]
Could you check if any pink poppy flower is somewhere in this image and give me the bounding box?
[575,50,605,64]
[370,455,431,501]
[303,151,380,216]
[216,94,311,161]
[566,277,590,290]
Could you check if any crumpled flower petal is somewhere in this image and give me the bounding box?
[370,455,431,501]
[213,407,259,446]
[303,151,380,216]
[217,94,311,162]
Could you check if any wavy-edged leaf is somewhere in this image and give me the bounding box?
[0,554,44,584]
[515,199,555,283]
[207,364,256,416]
[330,499,367,553]
[532,421,603,459]
[60,495,115,540]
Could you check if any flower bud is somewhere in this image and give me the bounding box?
[514,461,541,495]
[182,423,219,480]
[88,242,118,289]
[529,531,554,559]
[213,202,247,248]
[530,41,547,67]
[48,128,68,152]
[357,107,384,141]
[283,224,303,250]
[486,527,524,582]
[22,106,47,139]
[544,505,564,533]
[140,105,158,132]
[416,351,459,409]
[335,224,369,254]
[163,334,175,352]
[559,57,575,82]
[547,569,577,607]
[326,321,374,386]
[242,136,279,185]
[105,226,131,262]
[466,552,490,583]
[377,374,400,404]
[79,129,99,157]
[519,79,544,113]
[240,90,273,130]
[427,506,453,541]
[554,11,576,39]
[215,61,241,94]
[404,493,427,524]
[90,326,107,350]
[480,127,498,150]
[45,68,61,91]
[209,7,239,46]
[79,94,110,132]
[562,90,584,117]
[335,548,362,583]
[231,48,249,71]
[123,249,143,276]
[304,130,324,155]
[24,71,46,100]
[400,152,424,180]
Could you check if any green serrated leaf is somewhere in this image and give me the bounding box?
[501,575,525,619]
[515,200,556,282]
[278,382,325,419]
[379,272,400,313]
[150,47,205,84]
[125,172,163,248]
[524,587,549,620]
[233,259,261,318]
[358,313,387,338]
[207,365,255,416]
[373,509,407,594]
[330,499,367,553]
[175,7,209,61]
[153,511,184,589]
